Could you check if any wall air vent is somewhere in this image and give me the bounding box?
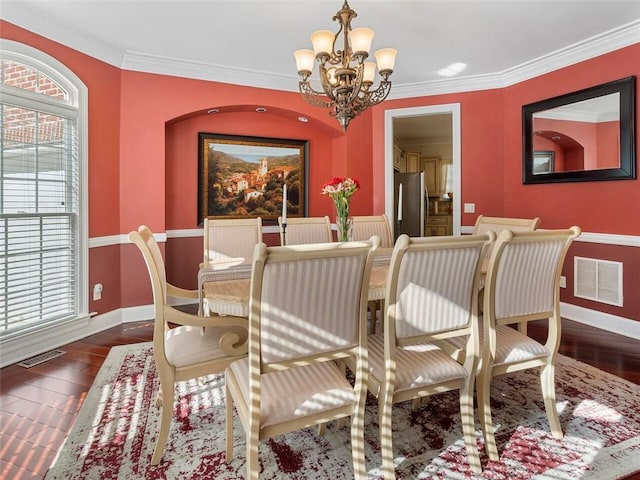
[574,256,623,307]
[17,349,66,368]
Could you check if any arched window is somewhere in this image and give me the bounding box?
[0,40,88,340]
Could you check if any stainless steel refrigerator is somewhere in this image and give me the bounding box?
[393,172,425,240]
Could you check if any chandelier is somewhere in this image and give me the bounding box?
[294,1,398,131]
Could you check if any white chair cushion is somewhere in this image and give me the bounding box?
[229,358,356,428]
[165,325,246,368]
[368,333,467,393]
[492,325,548,365]
[445,320,549,366]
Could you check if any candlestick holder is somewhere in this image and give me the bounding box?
[281,222,287,246]
[395,219,403,241]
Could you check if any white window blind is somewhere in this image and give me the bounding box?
[1,56,81,336]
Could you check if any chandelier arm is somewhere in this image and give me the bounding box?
[299,81,335,109]
[359,80,392,106]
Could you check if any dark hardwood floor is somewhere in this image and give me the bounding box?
[1,318,638,479]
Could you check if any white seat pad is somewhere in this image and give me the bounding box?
[368,333,467,393]
[492,325,548,365]
[444,320,549,366]
[229,358,356,428]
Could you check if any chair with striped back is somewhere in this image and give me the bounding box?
[472,215,540,236]
[351,214,393,247]
[277,215,332,245]
[225,238,379,480]
[129,225,247,465]
[203,217,263,265]
[477,227,581,462]
[351,214,394,333]
[358,233,495,478]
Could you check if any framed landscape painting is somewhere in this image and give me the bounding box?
[198,133,308,224]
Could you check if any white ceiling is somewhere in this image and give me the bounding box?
[2,0,639,97]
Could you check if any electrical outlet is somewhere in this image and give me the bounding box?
[560,276,566,288]
[93,283,103,301]
[463,203,475,213]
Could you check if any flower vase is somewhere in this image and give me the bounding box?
[336,215,353,242]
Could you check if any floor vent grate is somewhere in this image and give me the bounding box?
[18,349,66,368]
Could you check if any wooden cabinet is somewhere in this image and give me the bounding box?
[405,151,420,172]
[426,215,452,236]
[393,145,406,172]
[421,157,440,197]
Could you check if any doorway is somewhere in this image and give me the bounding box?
[384,104,461,238]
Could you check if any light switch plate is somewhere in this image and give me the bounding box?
[464,203,475,213]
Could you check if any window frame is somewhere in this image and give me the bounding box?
[0,39,88,342]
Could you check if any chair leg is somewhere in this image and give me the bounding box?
[246,424,260,480]
[151,381,174,465]
[225,380,234,461]
[379,386,396,480]
[351,389,367,479]
[541,363,563,439]
[460,378,482,474]
[477,369,499,461]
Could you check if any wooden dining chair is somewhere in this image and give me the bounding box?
[472,215,540,325]
[277,215,332,245]
[352,233,494,478]
[129,225,248,465]
[202,217,262,316]
[477,227,581,461]
[351,214,393,333]
[472,215,540,234]
[225,238,379,480]
[351,214,393,247]
[203,217,263,264]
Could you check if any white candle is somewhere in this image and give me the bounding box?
[397,183,403,221]
[282,184,287,223]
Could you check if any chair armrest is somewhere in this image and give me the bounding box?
[164,304,246,328]
[167,283,199,299]
[163,305,248,355]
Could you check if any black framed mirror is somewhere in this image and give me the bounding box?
[523,76,636,184]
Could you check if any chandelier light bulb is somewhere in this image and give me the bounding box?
[295,49,315,75]
[375,48,398,75]
[311,30,335,57]
[350,27,374,57]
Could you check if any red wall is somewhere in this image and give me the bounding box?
[501,44,640,235]
[2,20,638,321]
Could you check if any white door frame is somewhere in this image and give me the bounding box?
[384,103,461,238]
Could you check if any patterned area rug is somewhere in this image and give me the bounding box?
[45,342,640,479]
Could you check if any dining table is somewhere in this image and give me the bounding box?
[198,247,393,318]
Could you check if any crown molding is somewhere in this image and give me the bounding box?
[388,19,640,99]
[1,2,125,67]
[121,51,298,92]
[499,19,640,88]
[4,2,638,98]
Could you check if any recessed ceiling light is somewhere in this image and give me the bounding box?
[437,62,467,77]
[207,108,219,114]
[298,116,309,123]
[256,107,267,113]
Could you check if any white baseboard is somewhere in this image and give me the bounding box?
[560,302,640,340]
[0,310,122,368]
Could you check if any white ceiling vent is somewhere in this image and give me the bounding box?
[574,256,623,307]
